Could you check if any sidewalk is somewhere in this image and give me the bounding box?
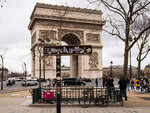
[0,90,150,113]
[0,90,149,107]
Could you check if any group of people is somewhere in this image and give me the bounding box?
[100,76,130,101]
[130,78,149,91]
[97,76,150,101]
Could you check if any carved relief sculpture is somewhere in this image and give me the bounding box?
[89,52,99,69]
[31,32,36,45]
[45,56,53,66]
[86,33,100,43]
[39,30,56,41]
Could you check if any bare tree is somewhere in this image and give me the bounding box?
[0,47,7,90]
[130,14,150,78]
[136,32,150,78]
[88,0,150,77]
[0,0,6,7]
[22,62,27,87]
[34,45,43,88]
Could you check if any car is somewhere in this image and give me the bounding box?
[37,78,47,82]
[21,79,38,86]
[81,78,91,82]
[62,78,86,86]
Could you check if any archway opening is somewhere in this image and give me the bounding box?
[61,33,81,78]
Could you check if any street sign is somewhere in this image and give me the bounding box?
[44,45,92,55]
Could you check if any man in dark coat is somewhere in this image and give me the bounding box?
[118,76,128,101]
[95,78,98,87]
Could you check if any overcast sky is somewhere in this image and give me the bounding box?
[0,0,150,74]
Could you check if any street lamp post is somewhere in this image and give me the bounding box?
[110,61,113,77]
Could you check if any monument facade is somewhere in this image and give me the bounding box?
[28,3,105,79]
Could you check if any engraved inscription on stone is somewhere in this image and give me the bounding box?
[31,32,36,44]
[86,33,100,43]
[89,52,98,69]
[39,30,56,41]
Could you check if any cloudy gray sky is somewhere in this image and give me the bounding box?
[0,0,149,73]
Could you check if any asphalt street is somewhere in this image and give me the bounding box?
[0,79,120,93]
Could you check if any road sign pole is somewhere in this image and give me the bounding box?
[56,55,61,113]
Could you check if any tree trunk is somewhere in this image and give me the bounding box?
[0,56,4,90]
[43,57,45,80]
[123,18,130,78]
[39,56,41,88]
[123,48,129,77]
[137,60,141,78]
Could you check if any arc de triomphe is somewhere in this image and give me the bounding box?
[28,3,105,79]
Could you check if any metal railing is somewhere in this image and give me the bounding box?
[29,86,123,107]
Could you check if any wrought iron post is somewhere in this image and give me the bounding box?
[56,55,61,113]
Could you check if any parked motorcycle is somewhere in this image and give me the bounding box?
[6,80,12,86]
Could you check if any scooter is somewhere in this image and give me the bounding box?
[6,80,12,86]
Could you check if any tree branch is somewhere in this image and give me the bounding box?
[116,0,126,15]
[103,28,125,41]
[101,0,126,20]
[129,25,150,50]
[133,2,150,16]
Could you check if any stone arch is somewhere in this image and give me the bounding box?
[29,3,104,79]
[60,33,81,78]
[58,29,83,44]
[61,33,81,45]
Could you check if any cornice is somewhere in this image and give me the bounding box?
[32,3,103,17]
[28,15,105,30]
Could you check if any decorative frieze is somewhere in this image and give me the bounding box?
[39,30,57,41]
[89,52,99,69]
[86,33,100,43]
[34,20,102,31]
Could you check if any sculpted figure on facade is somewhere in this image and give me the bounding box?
[39,30,57,41]
[89,52,99,69]
[45,56,53,66]
[86,33,100,43]
[31,32,36,44]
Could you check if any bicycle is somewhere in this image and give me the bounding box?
[106,87,123,106]
[79,87,109,108]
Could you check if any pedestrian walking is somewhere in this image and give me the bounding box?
[48,78,51,87]
[102,77,106,87]
[106,77,115,100]
[118,76,128,101]
[131,79,135,91]
[95,78,98,87]
[126,77,130,91]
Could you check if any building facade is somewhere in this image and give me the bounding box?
[103,65,137,78]
[144,64,150,77]
[28,3,105,79]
